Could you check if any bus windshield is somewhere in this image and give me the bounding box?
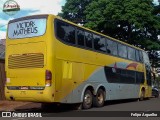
[8,18,47,39]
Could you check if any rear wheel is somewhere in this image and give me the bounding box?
[82,90,93,109]
[93,89,105,107]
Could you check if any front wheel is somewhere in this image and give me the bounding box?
[155,94,159,98]
[93,89,105,107]
[139,90,145,101]
[82,90,93,109]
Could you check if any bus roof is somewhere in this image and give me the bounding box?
[8,14,145,52]
[8,14,49,24]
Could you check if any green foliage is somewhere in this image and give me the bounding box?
[59,0,160,66]
[58,0,92,23]
[85,0,160,45]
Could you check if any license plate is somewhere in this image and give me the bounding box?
[20,86,28,90]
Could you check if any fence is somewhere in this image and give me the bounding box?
[0,59,5,100]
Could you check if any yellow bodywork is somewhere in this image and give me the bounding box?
[5,14,151,103]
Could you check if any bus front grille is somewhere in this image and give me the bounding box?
[8,53,44,69]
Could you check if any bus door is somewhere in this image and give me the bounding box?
[55,59,84,102]
[55,60,74,102]
[142,51,152,97]
[145,64,152,97]
[71,62,84,102]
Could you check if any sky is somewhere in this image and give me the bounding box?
[0,0,66,39]
[0,0,159,40]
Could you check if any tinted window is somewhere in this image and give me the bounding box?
[136,50,140,62]
[118,44,127,58]
[139,51,143,62]
[128,47,136,60]
[143,52,150,65]
[56,20,75,44]
[127,70,136,83]
[107,39,118,55]
[77,29,84,46]
[85,32,92,48]
[93,34,106,52]
[104,66,136,84]
[143,52,152,86]
[136,72,144,84]
[120,70,128,83]
[104,67,120,83]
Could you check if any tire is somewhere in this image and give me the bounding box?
[93,89,105,107]
[139,90,145,101]
[155,94,159,98]
[82,90,93,109]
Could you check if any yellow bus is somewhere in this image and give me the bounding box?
[5,14,152,109]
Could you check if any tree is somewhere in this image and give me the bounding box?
[59,0,160,66]
[84,0,160,67]
[58,0,92,23]
[84,0,160,45]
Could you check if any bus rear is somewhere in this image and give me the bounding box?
[5,15,55,102]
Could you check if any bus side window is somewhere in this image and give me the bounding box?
[77,29,85,46]
[136,72,144,84]
[106,39,118,55]
[139,51,143,62]
[56,20,75,44]
[135,50,140,62]
[118,44,127,58]
[93,34,106,52]
[142,51,152,86]
[128,47,136,61]
[85,31,93,48]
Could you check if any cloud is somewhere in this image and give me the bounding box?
[0,17,14,35]
[0,0,66,39]
[153,0,159,5]
[0,31,6,39]
[0,18,8,25]
[15,0,65,15]
[0,0,65,16]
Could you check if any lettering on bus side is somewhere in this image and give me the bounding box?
[13,21,38,36]
[8,18,46,39]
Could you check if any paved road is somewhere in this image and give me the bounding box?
[12,97,160,115]
[2,97,160,120]
[87,97,160,111]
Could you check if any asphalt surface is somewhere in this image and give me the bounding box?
[88,97,160,111]
[1,98,157,117]
[1,97,160,119]
[13,97,160,112]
